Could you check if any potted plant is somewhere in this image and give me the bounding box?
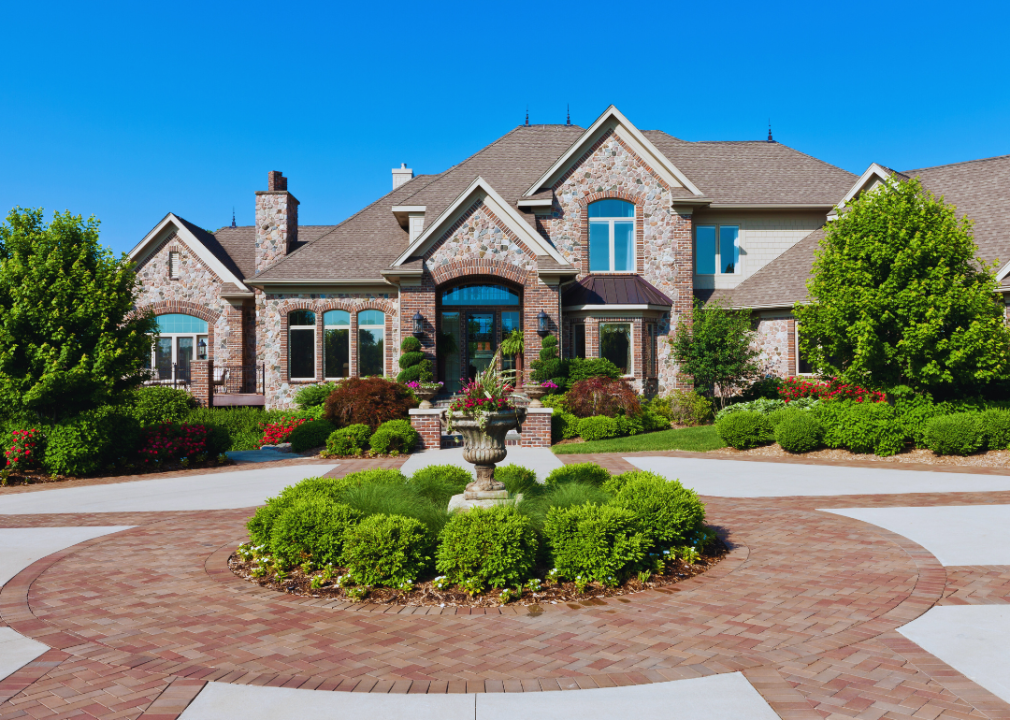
[499,328,524,387]
[525,380,558,408]
[406,380,443,409]
[446,350,525,497]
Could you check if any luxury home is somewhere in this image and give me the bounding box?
[128,105,1010,409]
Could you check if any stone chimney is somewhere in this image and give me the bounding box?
[255,171,299,275]
[392,163,413,190]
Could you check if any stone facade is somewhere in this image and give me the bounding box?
[752,314,796,377]
[254,172,299,276]
[427,199,534,275]
[134,233,234,364]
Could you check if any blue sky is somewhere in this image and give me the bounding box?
[3,1,1008,254]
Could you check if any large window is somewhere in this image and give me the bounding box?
[588,199,635,273]
[600,322,632,375]
[147,314,208,381]
[440,284,519,306]
[324,310,350,379]
[288,310,316,380]
[695,225,740,275]
[358,310,385,377]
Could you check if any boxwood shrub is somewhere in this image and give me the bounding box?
[715,411,774,449]
[819,402,904,456]
[325,423,372,455]
[342,514,431,586]
[544,462,611,487]
[607,471,705,548]
[436,505,538,592]
[551,411,579,442]
[368,419,419,454]
[978,409,1010,450]
[924,413,983,456]
[775,413,824,454]
[288,419,337,453]
[576,416,619,441]
[408,464,472,505]
[495,463,538,496]
[544,503,648,584]
[269,497,361,568]
[128,386,196,427]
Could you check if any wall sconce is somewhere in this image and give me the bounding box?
[537,310,549,337]
[412,312,425,338]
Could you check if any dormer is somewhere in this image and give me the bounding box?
[392,206,426,241]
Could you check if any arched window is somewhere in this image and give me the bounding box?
[288,310,316,380]
[588,199,635,272]
[323,310,350,379]
[147,314,208,381]
[357,310,385,377]
[440,284,520,306]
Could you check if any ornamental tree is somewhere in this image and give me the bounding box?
[0,208,157,420]
[794,178,1010,394]
[670,298,760,408]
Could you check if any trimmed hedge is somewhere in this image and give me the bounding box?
[269,497,361,568]
[818,402,904,456]
[715,411,774,449]
[608,471,705,548]
[436,506,538,591]
[576,415,619,441]
[368,419,419,455]
[342,514,430,586]
[775,412,824,453]
[288,419,337,453]
[979,409,1010,450]
[408,464,471,505]
[325,423,372,455]
[924,413,983,456]
[495,464,538,496]
[128,386,195,427]
[544,503,647,584]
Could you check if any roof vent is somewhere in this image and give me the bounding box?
[392,163,414,189]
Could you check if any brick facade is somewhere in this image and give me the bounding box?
[519,408,553,448]
[408,409,442,450]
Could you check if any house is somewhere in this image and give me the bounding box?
[128,105,1010,415]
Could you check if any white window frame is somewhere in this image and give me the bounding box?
[323,310,351,380]
[357,311,386,378]
[148,333,208,368]
[588,204,636,273]
[288,311,317,381]
[599,321,634,378]
[694,225,741,276]
[795,322,816,376]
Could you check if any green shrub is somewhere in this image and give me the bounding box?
[368,419,419,454]
[247,476,352,546]
[185,407,276,452]
[396,337,434,385]
[608,472,705,549]
[342,514,431,586]
[269,497,361,567]
[715,411,774,449]
[337,468,409,489]
[741,376,784,401]
[495,464,538,496]
[716,396,820,420]
[288,419,336,453]
[775,413,824,453]
[294,382,339,409]
[641,410,671,432]
[979,408,1010,450]
[544,504,648,584]
[541,393,568,410]
[518,481,611,531]
[923,413,983,456]
[336,481,450,535]
[325,423,372,455]
[530,334,567,387]
[891,392,946,447]
[820,402,905,456]
[565,357,621,389]
[436,506,538,591]
[42,406,139,475]
[408,464,472,505]
[615,414,644,436]
[544,462,610,487]
[551,411,580,442]
[128,386,195,427]
[767,407,803,429]
[576,415,620,441]
[653,390,713,426]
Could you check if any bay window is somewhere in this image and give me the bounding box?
[600,322,632,375]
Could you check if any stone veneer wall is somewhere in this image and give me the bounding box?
[134,233,234,364]
[539,128,693,393]
[257,292,399,408]
[254,189,298,276]
[752,313,796,378]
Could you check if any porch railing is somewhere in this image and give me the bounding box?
[141,363,190,388]
[213,363,265,395]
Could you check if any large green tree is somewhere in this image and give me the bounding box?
[794,178,1010,393]
[671,298,760,407]
[0,208,156,420]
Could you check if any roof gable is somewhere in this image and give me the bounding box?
[523,106,703,197]
[130,213,248,290]
[391,177,570,267]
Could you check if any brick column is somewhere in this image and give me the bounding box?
[409,408,443,450]
[191,359,214,408]
[520,407,553,448]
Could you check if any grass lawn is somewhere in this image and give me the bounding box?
[552,425,726,455]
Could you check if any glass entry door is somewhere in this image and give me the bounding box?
[466,312,496,381]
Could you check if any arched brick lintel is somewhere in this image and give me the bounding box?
[429,259,530,287]
[139,300,221,325]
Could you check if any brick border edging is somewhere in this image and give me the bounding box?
[203,531,752,617]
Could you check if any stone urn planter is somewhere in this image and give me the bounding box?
[413,387,437,409]
[525,386,547,408]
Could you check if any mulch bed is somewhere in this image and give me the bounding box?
[228,539,727,608]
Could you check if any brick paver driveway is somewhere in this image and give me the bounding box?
[2,455,1010,719]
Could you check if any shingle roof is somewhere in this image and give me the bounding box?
[708,152,1010,309]
[644,133,857,204]
[562,274,673,307]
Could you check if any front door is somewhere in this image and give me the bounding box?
[466,312,496,381]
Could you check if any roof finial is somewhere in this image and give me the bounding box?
[767,119,774,143]
[231,207,236,228]
[525,105,529,127]
[566,104,571,126]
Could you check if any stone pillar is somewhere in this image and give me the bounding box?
[191,359,214,408]
[520,407,553,448]
[409,408,443,450]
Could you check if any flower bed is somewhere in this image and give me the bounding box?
[230,463,724,607]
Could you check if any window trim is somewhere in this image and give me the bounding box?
[588,201,636,273]
[288,311,317,381]
[795,322,816,376]
[323,310,351,380]
[598,321,634,378]
[356,310,386,378]
[694,225,742,276]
